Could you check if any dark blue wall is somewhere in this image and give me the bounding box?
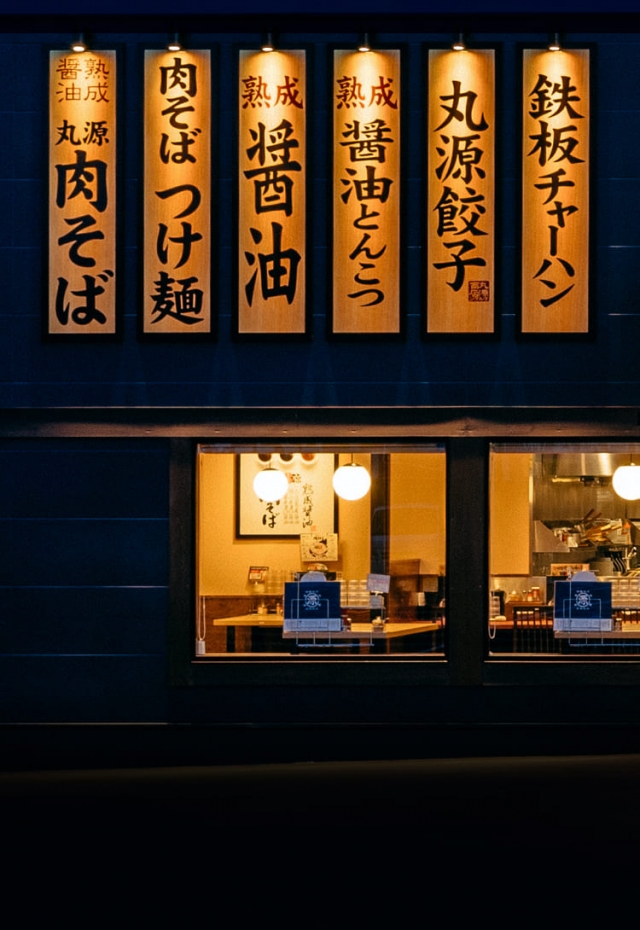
[2,22,640,407]
[2,16,640,733]
[0,440,170,722]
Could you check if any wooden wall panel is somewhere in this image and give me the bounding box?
[143,50,212,335]
[521,49,590,334]
[427,49,495,334]
[332,49,401,334]
[238,50,306,334]
[48,50,117,335]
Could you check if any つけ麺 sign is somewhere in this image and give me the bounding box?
[143,50,212,336]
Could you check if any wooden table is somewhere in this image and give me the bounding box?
[212,615,442,653]
[213,613,283,627]
[283,620,441,653]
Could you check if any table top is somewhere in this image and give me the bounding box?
[213,615,440,639]
[213,614,283,627]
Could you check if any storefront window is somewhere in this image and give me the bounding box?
[196,444,446,657]
[490,443,640,657]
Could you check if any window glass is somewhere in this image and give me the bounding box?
[490,443,640,657]
[196,445,446,657]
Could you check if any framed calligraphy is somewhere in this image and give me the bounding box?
[48,49,118,338]
[143,49,213,337]
[331,48,402,336]
[520,47,591,335]
[426,47,496,335]
[236,453,337,538]
[236,49,308,337]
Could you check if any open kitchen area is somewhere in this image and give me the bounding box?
[490,447,640,655]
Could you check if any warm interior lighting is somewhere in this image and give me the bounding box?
[253,465,288,502]
[71,33,87,53]
[452,32,466,51]
[548,32,562,52]
[261,32,275,52]
[613,463,640,501]
[358,32,371,53]
[167,33,182,52]
[332,457,371,501]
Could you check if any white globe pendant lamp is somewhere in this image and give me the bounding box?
[253,465,289,502]
[612,462,640,501]
[332,456,371,501]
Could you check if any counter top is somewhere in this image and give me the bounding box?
[284,621,439,640]
[555,628,640,639]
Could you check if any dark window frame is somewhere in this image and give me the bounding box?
[172,437,452,688]
[164,409,640,689]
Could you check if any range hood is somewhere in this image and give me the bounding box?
[542,453,630,479]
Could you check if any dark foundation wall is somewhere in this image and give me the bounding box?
[0,439,171,722]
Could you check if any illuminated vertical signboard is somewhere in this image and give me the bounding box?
[427,48,495,334]
[332,49,401,335]
[144,50,212,335]
[521,49,590,334]
[49,49,117,336]
[238,50,306,335]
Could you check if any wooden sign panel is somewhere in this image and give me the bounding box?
[332,49,401,335]
[143,50,212,335]
[521,49,590,334]
[427,49,495,334]
[49,50,117,336]
[238,50,306,335]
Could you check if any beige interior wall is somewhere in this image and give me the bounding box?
[197,451,372,595]
[389,453,446,573]
[334,453,371,582]
[490,452,532,575]
[197,453,531,595]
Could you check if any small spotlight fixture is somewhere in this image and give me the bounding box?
[548,32,562,51]
[261,32,275,52]
[71,33,87,53]
[452,32,466,51]
[358,32,371,53]
[167,32,182,52]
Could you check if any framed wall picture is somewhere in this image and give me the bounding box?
[236,452,337,537]
[300,533,339,562]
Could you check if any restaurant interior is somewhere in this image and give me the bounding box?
[195,441,640,659]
